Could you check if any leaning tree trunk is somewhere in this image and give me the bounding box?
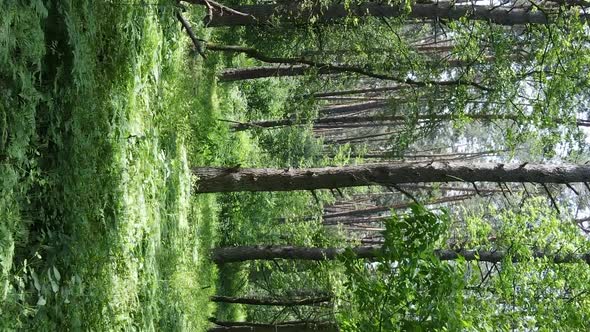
[211,245,590,265]
[205,2,586,27]
[193,162,590,193]
[209,321,338,332]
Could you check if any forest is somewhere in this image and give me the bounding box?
[2,0,590,330]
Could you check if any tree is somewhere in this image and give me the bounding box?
[209,320,338,332]
[323,193,479,221]
[207,43,490,91]
[193,162,590,193]
[211,245,590,264]
[229,113,590,131]
[210,295,332,306]
[205,2,588,27]
[219,65,338,82]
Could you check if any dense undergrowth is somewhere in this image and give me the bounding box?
[0,1,236,330]
[1,0,349,329]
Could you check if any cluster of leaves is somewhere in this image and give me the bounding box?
[1,1,50,327]
[339,206,466,331]
[447,10,590,154]
[336,198,590,331]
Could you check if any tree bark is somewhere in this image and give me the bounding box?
[229,114,447,131]
[211,245,590,264]
[401,184,508,194]
[206,3,585,27]
[230,113,590,131]
[218,53,487,81]
[207,43,489,91]
[320,101,389,117]
[330,150,506,159]
[313,86,406,98]
[323,193,479,220]
[210,295,332,306]
[193,162,590,193]
[219,65,338,81]
[209,321,338,332]
[323,131,400,145]
[212,246,379,263]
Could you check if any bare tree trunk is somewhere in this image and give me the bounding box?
[323,193,478,221]
[313,86,406,98]
[323,131,400,145]
[211,245,590,264]
[218,54,489,81]
[207,43,488,90]
[210,295,331,306]
[400,184,508,193]
[229,113,590,131]
[229,114,443,131]
[193,162,590,193]
[320,101,389,117]
[219,65,337,81]
[206,3,582,27]
[209,321,338,332]
[329,150,507,160]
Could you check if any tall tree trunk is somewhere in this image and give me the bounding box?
[229,114,448,131]
[400,184,508,194]
[209,321,338,332]
[313,86,405,98]
[193,162,590,193]
[218,54,489,81]
[230,113,590,131]
[205,3,583,27]
[211,245,590,264]
[210,295,332,306]
[323,131,400,145]
[329,150,507,160]
[219,65,338,81]
[323,193,479,221]
[320,101,389,117]
[207,43,489,91]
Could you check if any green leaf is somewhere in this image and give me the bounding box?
[31,269,40,292]
[52,266,61,282]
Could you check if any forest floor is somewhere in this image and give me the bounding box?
[0,2,252,330]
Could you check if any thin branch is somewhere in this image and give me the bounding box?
[389,184,420,205]
[541,183,561,215]
[183,0,250,18]
[566,183,580,196]
[176,13,206,58]
[471,182,483,196]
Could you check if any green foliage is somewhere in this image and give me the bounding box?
[338,201,590,331]
[339,206,465,331]
[1,1,49,328]
[0,1,222,330]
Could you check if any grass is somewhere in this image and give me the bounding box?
[0,1,234,330]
